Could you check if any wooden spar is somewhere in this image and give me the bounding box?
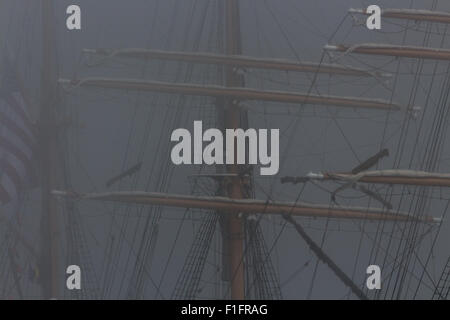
[83,48,391,78]
[314,170,450,188]
[52,191,439,223]
[224,0,245,300]
[349,8,450,24]
[325,44,450,61]
[59,78,403,111]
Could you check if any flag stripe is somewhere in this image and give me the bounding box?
[0,97,35,144]
[2,174,17,202]
[4,153,26,183]
[0,110,35,151]
[0,183,12,203]
[0,158,22,193]
[0,56,36,205]
[4,94,35,134]
[0,136,33,174]
[1,123,33,159]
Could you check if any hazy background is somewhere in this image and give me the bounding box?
[0,0,450,299]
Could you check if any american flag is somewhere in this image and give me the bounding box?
[0,55,36,204]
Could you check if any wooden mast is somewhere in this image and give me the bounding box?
[39,0,60,299]
[325,44,450,61]
[224,0,245,300]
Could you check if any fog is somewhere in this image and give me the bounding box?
[0,0,449,300]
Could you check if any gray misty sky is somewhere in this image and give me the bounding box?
[0,0,450,300]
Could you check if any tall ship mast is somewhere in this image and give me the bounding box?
[1,0,450,300]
